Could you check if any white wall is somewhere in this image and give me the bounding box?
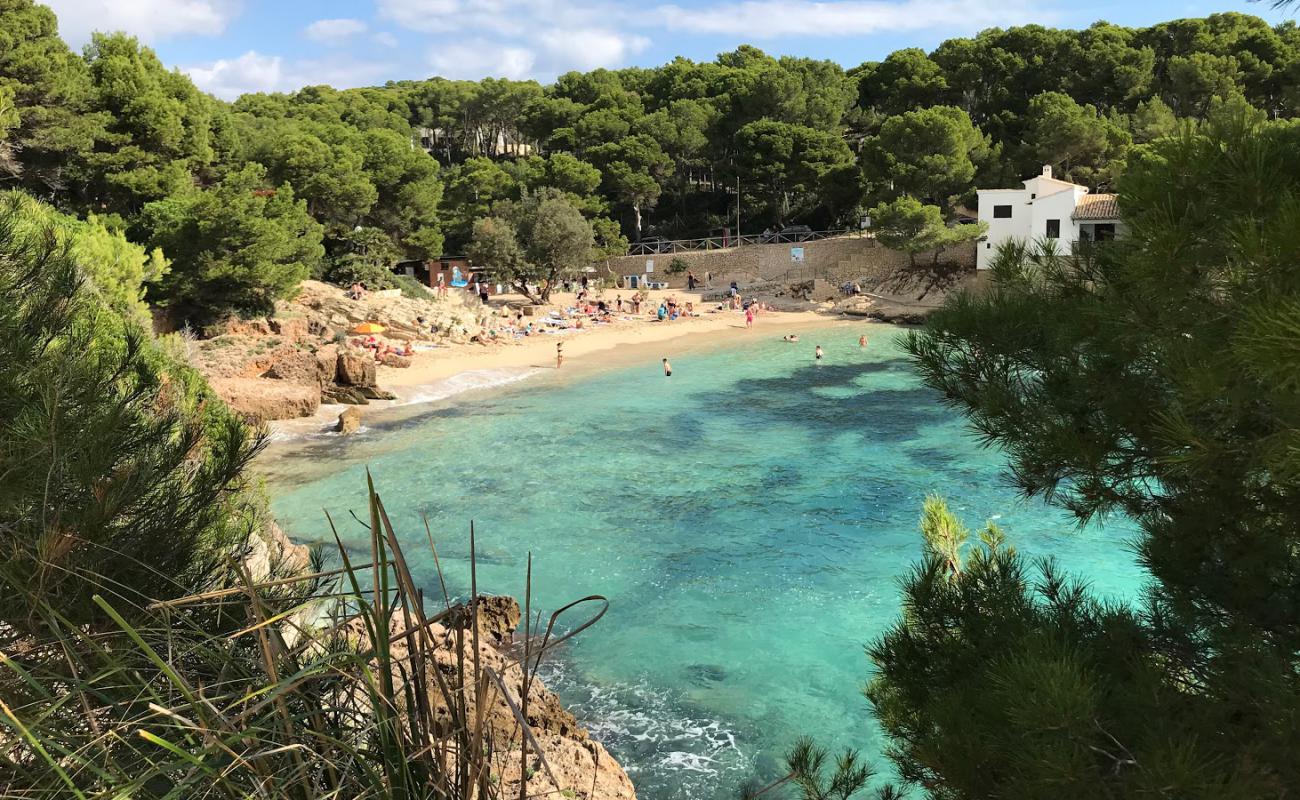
[976,189,1029,269]
[978,179,1094,268]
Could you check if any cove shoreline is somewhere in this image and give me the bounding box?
[262,309,871,448]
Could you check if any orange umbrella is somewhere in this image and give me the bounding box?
[351,322,386,335]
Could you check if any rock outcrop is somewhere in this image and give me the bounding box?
[335,351,377,388]
[210,377,320,424]
[265,347,323,385]
[188,280,493,421]
[335,407,362,435]
[343,596,636,800]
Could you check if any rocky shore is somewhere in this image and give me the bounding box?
[188,281,489,424]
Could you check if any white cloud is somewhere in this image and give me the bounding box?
[428,41,538,80]
[373,31,401,48]
[184,50,396,100]
[183,51,284,99]
[537,29,651,73]
[40,0,241,46]
[304,18,369,44]
[655,0,1045,38]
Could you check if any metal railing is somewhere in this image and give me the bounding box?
[627,229,864,256]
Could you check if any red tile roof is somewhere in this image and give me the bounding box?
[1073,193,1120,220]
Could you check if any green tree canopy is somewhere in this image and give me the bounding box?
[141,165,324,321]
[873,112,1300,798]
[864,106,993,211]
[0,194,262,631]
[1020,91,1131,186]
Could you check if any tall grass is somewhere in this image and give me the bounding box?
[0,475,607,799]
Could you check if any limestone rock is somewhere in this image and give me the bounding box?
[358,386,397,401]
[313,343,339,383]
[321,385,370,405]
[210,377,320,424]
[336,351,376,387]
[265,348,321,386]
[268,316,311,340]
[379,353,412,368]
[335,407,362,435]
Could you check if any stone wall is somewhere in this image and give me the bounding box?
[606,235,976,289]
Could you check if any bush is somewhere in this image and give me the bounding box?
[667,257,689,274]
[323,254,398,291]
[395,273,432,299]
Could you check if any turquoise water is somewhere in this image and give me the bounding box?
[264,325,1147,799]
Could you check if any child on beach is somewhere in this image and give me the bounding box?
[745,306,755,329]
[556,341,564,369]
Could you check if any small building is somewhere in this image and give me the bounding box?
[394,256,474,288]
[975,166,1124,269]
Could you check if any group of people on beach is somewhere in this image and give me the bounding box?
[354,335,415,361]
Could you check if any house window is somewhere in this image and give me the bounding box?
[992,205,1012,219]
[1046,219,1060,239]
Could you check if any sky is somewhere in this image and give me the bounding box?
[38,0,1295,100]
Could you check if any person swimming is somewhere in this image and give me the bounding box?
[663,358,672,377]
[859,335,868,348]
[783,334,800,342]
[815,345,824,361]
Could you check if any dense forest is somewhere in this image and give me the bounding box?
[3,0,1299,321]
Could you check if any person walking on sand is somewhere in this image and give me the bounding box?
[556,341,564,369]
[663,358,672,377]
[859,334,868,348]
[745,305,755,329]
[815,345,824,361]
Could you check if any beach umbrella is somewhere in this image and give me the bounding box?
[351,322,386,334]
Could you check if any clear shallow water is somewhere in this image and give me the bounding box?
[264,325,1148,799]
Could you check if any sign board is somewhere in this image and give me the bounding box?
[790,247,805,263]
[645,259,655,273]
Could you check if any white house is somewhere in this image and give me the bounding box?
[975,166,1124,269]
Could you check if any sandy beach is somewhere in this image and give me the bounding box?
[380,291,840,391]
[267,289,860,440]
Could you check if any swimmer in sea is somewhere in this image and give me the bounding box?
[783,334,800,342]
[663,358,672,377]
[859,335,868,348]
[815,345,824,361]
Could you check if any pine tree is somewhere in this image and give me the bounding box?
[870,112,1300,797]
[0,195,264,631]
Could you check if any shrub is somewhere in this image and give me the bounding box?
[0,201,265,631]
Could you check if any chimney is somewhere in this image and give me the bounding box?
[1042,164,1053,178]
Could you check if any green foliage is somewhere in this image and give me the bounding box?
[1020,92,1131,186]
[324,225,403,290]
[733,120,854,225]
[0,200,263,631]
[141,165,324,321]
[0,478,610,800]
[863,106,992,211]
[469,194,592,302]
[867,197,983,265]
[877,111,1300,797]
[2,190,165,322]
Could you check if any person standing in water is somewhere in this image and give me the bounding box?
[663,358,672,377]
[815,345,824,361]
[556,341,564,369]
[858,334,868,348]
